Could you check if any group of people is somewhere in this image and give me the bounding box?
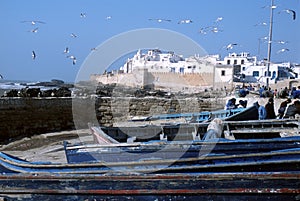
[225,98,247,110]
[226,97,300,120]
[258,97,300,120]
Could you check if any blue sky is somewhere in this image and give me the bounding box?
[0,0,299,82]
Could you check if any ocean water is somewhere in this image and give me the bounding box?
[0,80,64,96]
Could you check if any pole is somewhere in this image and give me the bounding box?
[266,0,274,89]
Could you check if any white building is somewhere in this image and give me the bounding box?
[120,49,215,74]
[214,52,297,85]
[91,49,297,90]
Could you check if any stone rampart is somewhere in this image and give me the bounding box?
[0,97,226,143]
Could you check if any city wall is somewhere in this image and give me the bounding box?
[90,71,220,92]
[0,97,226,143]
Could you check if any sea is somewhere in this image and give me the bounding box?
[0,79,71,97]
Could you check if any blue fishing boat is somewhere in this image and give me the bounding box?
[130,102,259,124]
[95,118,298,143]
[1,142,300,200]
[145,107,251,123]
[0,123,300,199]
[0,170,299,200]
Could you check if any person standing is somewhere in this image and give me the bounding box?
[278,98,292,118]
[225,98,237,110]
[258,104,267,120]
[283,100,300,118]
[265,97,276,119]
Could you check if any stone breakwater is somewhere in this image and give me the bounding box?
[0,97,226,144]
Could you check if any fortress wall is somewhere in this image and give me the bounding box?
[0,97,225,143]
[91,72,215,90]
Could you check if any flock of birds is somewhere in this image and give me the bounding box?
[0,5,296,81]
[19,14,105,67]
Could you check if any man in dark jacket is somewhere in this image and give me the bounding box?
[265,97,276,119]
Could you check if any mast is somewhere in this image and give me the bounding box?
[266,0,274,89]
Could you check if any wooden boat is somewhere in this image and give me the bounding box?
[0,171,300,200]
[132,103,258,123]
[65,118,300,166]
[1,121,300,199]
[1,144,300,200]
[1,143,300,174]
[64,136,300,164]
[94,118,300,143]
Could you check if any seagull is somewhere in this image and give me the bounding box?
[199,27,208,34]
[80,13,87,18]
[0,74,3,79]
[279,9,296,20]
[262,5,277,9]
[215,17,223,23]
[32,51,36,60]
[21,20,46,25]
[273,40,289,44]
[67,55,76,65]
[225,43,238,50]
[211,27,222,33]
[28,27,39,33]
[105,16,112,20]
[148,18,171,23]
[277,48,290,54]
[259,36,269,41]
[63,47,69,54]
[254,22,267,26]
[178,19,193,24]
[70,33,77,38]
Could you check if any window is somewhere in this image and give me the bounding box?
[241,60,245,64]
[253,71,259,77]
[234,60,237,65]
[221,70,226,76]
[264,71,271,77]
[242,67,246,71]
[227,60,230,65]
[170,67,175,73]
[180,67,184,73]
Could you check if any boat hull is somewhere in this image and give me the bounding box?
[0,172,300,200]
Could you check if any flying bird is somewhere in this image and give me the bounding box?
[178,19,193,24]
[80,13,87,18]
[0,74,3,79]
[215,17,223,23]
[63,47,69,54]
[279,9,296,20]
[91,47,97,51]
[277,48,290,54]
[70,33,77,38]
[273,40,289,44]
[254,22,267,26]
[262,5,277,9]
[21,20,46,25]
[225,43,238,50]
[211,27,222,33]
[105,16,112,20]
[67,55,76,65]
[199,27,208,35]
[148,18,171,23]
[32,51,36,60]
[28,27,39,33]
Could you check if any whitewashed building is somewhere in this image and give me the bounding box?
[120,49,215,74]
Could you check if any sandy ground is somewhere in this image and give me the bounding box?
[0,129,93,163]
